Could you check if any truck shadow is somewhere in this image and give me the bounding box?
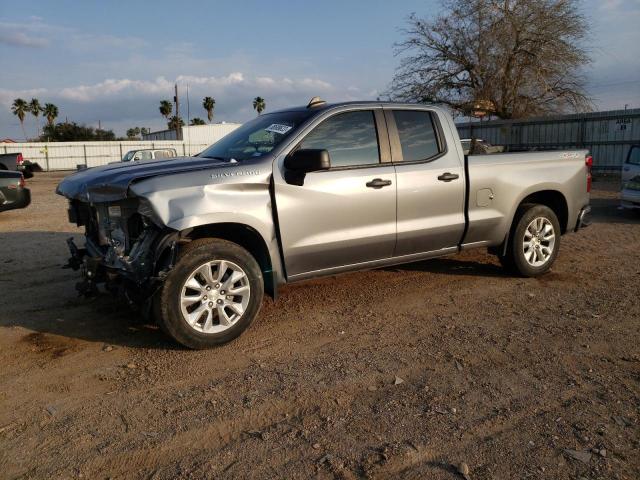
[0,230,506,348]
[384,255,508,277]
[0,231,179,350]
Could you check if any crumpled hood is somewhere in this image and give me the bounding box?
[56,156,227,202]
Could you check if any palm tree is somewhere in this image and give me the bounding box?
[159,100,173,122]
[126,127,141,139]
[43,103,59,127]
[167,115,185,130]
[253,96,266,115]
[28,98,42,136]
[11,98,29,139]
[202,96,215,123]
[190,117,206,125]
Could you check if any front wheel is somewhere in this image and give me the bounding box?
[158,238,264,349]
[499,204,561,277]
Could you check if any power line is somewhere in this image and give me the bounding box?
[587,79,640,89]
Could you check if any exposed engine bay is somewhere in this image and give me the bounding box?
[65,198,177,304]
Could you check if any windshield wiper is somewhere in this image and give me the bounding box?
[201,155,228,161]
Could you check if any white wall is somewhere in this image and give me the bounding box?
[181,123,241,145]
[142,123,241,143]
[1,123,240,171]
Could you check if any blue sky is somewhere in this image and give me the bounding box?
[1,0,639,139]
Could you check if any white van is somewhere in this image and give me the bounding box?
[621,145,640,209]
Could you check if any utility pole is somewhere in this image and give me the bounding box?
[186,84,190,127]
[186,85,191,155]
[174,83,181,140]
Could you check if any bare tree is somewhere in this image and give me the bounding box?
[389,0,592,119]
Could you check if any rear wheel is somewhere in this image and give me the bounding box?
[499,204,561,277]
[157,238,263,349]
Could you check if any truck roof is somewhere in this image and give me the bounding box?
[268,100,438,115]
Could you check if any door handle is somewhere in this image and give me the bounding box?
[437,172,459,182]
[366,178,392,189]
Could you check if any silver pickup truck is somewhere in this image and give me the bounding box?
[57,100,592,348]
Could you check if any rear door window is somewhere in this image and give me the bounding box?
[392,110,441,162]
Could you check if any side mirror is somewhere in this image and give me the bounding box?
[284,149,331,173]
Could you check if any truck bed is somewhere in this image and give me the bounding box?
[463,150,590,247]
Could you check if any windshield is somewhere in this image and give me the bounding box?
[199,111,313,162]
[122,151,135,162]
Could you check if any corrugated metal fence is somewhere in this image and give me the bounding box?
[1,140,213,171]
[456,108,640,172]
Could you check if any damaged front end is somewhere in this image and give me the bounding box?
[65,196,178,308]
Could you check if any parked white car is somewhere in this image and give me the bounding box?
[122,148,178,162]
[621,145,640,209]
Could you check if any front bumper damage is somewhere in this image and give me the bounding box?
[63,198,179,309]
[64,237,99,295]
[55,156,234,307]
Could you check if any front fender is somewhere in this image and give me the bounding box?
[129,169,285,284]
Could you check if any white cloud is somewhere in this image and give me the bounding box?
[30,73,333,104]
[0,20,53,48]
[0,17,148,52]
[0,30,49,48]
[69,33,150,51]
[176,73,246,87]
[0,88,47,106]
[59,77,175,102]
[0,71,366,136]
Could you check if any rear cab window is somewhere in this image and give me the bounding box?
[391,110,443,162]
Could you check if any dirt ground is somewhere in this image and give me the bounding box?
[0,172,638,480]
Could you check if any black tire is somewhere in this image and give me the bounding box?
[21,166,34,179]
[499,204,561,277]
[157,238,263,349]
[152,238,220,336]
